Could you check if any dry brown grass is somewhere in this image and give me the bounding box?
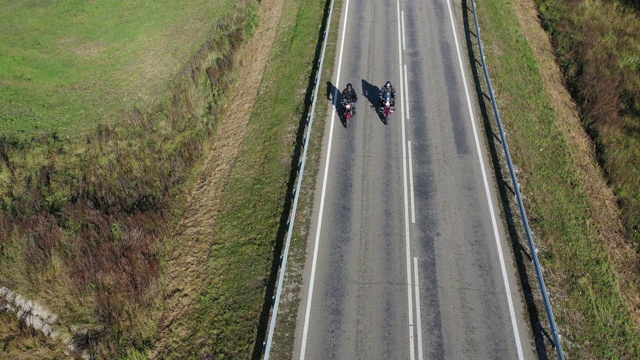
[0,312,68,359]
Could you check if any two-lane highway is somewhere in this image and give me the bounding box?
[293,0,534,358]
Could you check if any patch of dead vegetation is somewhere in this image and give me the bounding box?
[513,0,640,324]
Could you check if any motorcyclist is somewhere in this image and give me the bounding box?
[341,83,358,114]
[380,80,396,112]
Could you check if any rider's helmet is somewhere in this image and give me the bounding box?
[385,81,391,89]
[346,83,353,90]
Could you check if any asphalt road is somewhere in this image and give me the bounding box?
[293,0,535,359]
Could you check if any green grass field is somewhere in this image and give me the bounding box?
[0,0,233,135]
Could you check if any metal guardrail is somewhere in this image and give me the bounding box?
[262,0,337,358]
[469,1,565,359]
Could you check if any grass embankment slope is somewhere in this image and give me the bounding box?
[1,0,260,357]
[153,0,331,357]
[536,0,640,255]
[474,0,640,357]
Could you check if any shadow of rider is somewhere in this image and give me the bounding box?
[361,79,387,123]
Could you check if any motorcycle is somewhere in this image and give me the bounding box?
[342,100,355,124]
[380,92,393,123]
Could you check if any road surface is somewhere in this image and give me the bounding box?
[293,0,535,358]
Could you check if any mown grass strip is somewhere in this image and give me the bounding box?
[475,0,640,357]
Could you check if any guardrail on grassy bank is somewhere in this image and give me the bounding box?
[469,1,565,359]
[262,0,337,358]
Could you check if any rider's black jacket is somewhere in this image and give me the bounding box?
[341,88,358,103]
[380,85,396,100]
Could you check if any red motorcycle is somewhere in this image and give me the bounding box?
[342,100,355,124]
[380,92,393,123]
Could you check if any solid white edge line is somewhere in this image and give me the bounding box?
[401,10,406,51]
[414,257,424,360]
[408,141,416,224]
[398,2,415,360]
[299,0,350,358]
[443,0,525,358]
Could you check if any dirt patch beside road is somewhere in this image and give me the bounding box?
[153,0,286,356]
[512,0,640,323]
